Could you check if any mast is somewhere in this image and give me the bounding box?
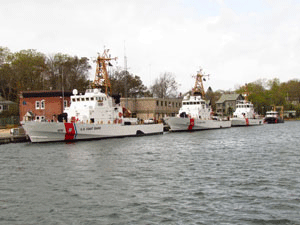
[192,68,209,98]
[93,49,117,96]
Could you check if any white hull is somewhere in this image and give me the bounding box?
[166,117,231,132]
[231,118,263,127]
[22,121,163,143]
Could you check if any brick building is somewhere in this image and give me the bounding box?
[19,90,72,122]
[120,97,183,121]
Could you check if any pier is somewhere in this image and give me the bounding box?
[0,128,29,144]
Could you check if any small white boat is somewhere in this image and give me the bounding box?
[22,50,163,143]
[231,100,263,126]
[166,69,231,132]
[264,110,284,124]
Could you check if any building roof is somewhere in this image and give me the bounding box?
[216,93,243,104]
[20,90,73,98]
[0,95,17,105]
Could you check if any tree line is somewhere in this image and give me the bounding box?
[1,46,300,116]
[0,46,179,103]
[0,47,91,102]
[235,78,300,116]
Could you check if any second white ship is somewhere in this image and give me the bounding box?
[166,69,231,132]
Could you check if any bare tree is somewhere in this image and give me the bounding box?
[150,72,178,98]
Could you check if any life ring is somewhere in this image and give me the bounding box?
[119,112,123,118]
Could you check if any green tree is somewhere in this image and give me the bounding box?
[10,49,47,92]
[280,79,300,110]
[267,78,286,107]
[0,47,18,101]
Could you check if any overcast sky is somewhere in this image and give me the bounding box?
[1,0,300,93]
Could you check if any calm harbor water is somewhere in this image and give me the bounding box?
[0,121,300,224]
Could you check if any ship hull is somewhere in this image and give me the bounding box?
[22,122,163,143]
[166,117,231,132]
[231,118,264,127]
[264,117,284,124]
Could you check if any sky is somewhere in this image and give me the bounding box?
[1,0,300,93]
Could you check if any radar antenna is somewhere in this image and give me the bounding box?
[192,68,210,98]
[93,49,117,96]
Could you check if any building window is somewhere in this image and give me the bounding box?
[41,100,45,109]
[161,101,163,106]
[0,105,2,111]
[156,101,159,106]
[35,101,40,109]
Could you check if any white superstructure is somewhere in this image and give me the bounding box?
[65,88,123,124]
[231,100,263,126]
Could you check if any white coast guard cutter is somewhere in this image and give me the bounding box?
[231,100,263,126]
[22,50,163,143]
[165,69,231,131]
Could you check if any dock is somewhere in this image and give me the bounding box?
[0,128,29,144]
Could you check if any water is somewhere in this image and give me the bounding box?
[1,121,300,224]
